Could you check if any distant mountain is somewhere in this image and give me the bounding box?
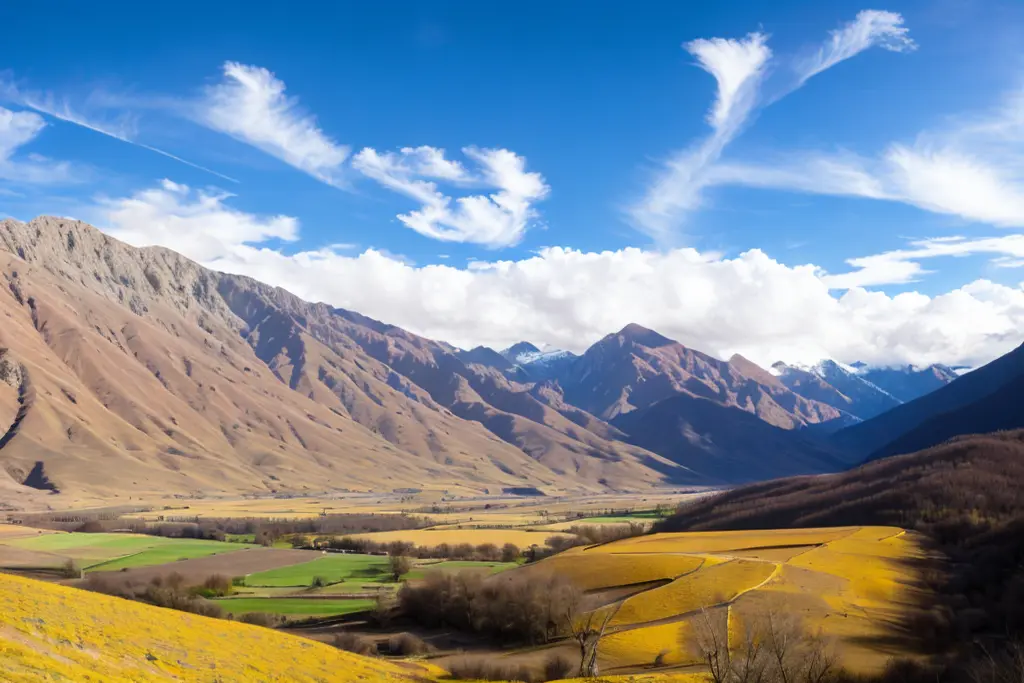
[500,341,541,362]
[499,342,578,381]
[773,360,900,420]
[833,342,1024,458]
[858,364,959,403]
[560,324,840,428]
[611,392,854,483]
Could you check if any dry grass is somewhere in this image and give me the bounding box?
[0,571,434,682]
[346,528,573,548]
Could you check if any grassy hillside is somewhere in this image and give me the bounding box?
[0,571,434,682]
[655,431,1024,647]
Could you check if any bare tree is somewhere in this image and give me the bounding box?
[686,607,838,683]
[565,597,622,678]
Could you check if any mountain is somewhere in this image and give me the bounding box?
[857,363,958,402]
[833,342,1024,458]
[499,342,578,381]
[559,324,841,428]
[0,217,696,503]
[773,360,900,420]
[610,392,853,483]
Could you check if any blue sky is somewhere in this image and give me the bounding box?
[2,1,1024,368]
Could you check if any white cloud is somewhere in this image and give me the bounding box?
[0,106,75,184]
[630,33,770,240]
[1,78,236,182]
[796,10,916,84]
[824,234,1024,289]
[630,11,913,240]
[709,87,1024,228]
[90,179,1024,371]
[352,145,549,247]
[95,179,297,262]
[198,62,349,186]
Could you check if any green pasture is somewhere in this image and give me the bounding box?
[215,597,375,617]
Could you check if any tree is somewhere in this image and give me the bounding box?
[564,593,622,678]
[389,554,413,582]
[500,543,521,563]
[685,607,838,683]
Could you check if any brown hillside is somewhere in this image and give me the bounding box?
[0,217,690,504]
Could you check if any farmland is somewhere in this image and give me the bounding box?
[0,531,250,571]
[243,553,390,587]
[216,596,376,617]
[345,528,573,548]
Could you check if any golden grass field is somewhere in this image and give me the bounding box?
[0,571,436,682]
[346,528,573,548]
[529,525,925,675]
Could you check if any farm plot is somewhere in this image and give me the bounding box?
[244,554,390,588]
[215,597,376,618]
[344,528,573,548]
[3,532,250,570]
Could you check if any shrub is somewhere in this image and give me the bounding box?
[447,656,537,682]
[387,632,432,656]
[236,612,282,628]
[310,575,326,588]
[542,653,574,681]
[60,559,82,579]
[334,632,377,656]
[501,543,521,563]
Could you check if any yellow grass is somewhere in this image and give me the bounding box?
[346,528,573,548]
[531,549,705,591]
[611,559,778,626]
[0,571,433,682]
[0,524,60,539]
[524,525,923,676]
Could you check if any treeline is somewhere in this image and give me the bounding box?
[299,522,644,562]
[655,430,1024,673]
[397,570,579,645]
[30,513,431,545]
[79,571,279,627]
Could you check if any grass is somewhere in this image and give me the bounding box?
[215,597,376,617]
[345,528,572,548]
[244,554,390,587]
[0,572,432,681]
[5,532,249,570]
[406,560,516,580]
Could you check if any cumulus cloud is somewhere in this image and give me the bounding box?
[353,145,549,247]
[0,106,75,184]
[88,179,1024,371]
[709,87,1024,228]
[630,10,913,240]
[198,62,349,186]
[95,179,298,262]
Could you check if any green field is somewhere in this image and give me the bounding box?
[244,554,390,587]
[408,560,516,579]
[4,533,249,570]
[215,597,375,617]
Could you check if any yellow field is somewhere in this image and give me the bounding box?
[0,571,432,682]
[528,525,925,676]
[346,528,573,548]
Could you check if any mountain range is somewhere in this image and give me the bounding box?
[0,216,1011,506]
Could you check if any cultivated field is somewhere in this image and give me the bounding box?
[346,528,573,548]
[519,525,925,675]
[0,530,250,571]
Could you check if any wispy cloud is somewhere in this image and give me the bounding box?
[824,234,1024,289]
[629,10,914,241]
[352,145,549,247]
[795,10,916,85]
[710,86,1024,228]
[0,106,76,184]
[197,62,349,187]
[1,79,237,183]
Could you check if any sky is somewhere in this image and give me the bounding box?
[2,0,1024,369]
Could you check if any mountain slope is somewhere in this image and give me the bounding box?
[858,363,959,403]
[561,324,841,428]
[773,360,899,420]
[611,392,853,483]
[833,342,1024,456]
[0,217,690,502]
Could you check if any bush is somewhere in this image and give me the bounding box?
[387,632,432,656]
[501,543,521,563]
[310,575,326,588]
[542,653,574,681]
[447,656,537,682]
[334,632,377,656]
[236,612,281,628]
[60,559,82,579]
